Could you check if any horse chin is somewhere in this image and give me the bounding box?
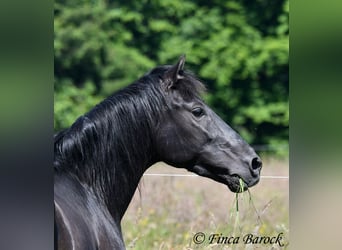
[224,174,249,193]
[190,165,249,193]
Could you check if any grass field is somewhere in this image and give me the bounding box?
[122,157,289,249]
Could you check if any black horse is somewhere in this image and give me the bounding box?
[54,55,262,249]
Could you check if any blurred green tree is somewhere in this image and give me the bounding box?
[54,0,289,152]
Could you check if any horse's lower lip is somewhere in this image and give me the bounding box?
[224,173,261,193]
[223,174,248,193]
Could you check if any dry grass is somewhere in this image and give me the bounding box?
[122,157,289,249]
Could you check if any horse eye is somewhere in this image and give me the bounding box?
[192,107,204,117]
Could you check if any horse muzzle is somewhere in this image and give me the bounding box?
[190,156,262,193]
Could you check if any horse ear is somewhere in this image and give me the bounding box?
[164,55,186,89]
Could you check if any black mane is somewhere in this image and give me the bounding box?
[54,66,205,205]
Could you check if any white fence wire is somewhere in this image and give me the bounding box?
[143,144,289,180]
[143,173,288,179]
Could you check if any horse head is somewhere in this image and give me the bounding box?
[155,55,262,193]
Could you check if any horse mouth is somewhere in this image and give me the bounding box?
[190,164,259,193]
[223,174,249,193]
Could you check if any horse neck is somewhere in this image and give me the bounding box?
[97,92,162,221]
[62,92,161,222]
[105,131,157,221]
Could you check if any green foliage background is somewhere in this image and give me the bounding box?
[54,0,288,151]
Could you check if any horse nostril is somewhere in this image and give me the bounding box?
[251,157,262,170]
